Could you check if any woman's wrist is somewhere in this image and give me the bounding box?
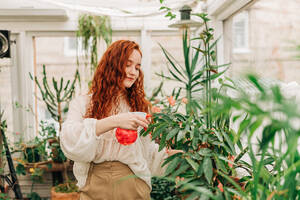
[109,115,119,129]
[95,115,119,136]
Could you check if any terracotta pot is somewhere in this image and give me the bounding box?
[51,187,80,200]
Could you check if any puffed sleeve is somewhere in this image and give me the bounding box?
[141,134,168,176]
[60,95,101,162]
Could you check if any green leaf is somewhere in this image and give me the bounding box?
[214,130,223,142]
[166,128,179,140]
[165,157,181,176]
[185,157,199,171]
[192,47,206,55]
[16,163,26,175]
[161,152,181,168]
[198,148,213,156]
[177,130,185,142]
[191,43,201,74]
[159,131,167,151]
[236,118,251,143]
[214,155,228,173]
[217,170,248,198]
[263,157,274,165]
[192,135,199,150]
[185,191,201,200]
[191,71,204,82]
[261,124,280,150]
[168,66,186,83]
[171,161,189,178]
[234,146,249,163]
[152,122,168,140]
[271,85,283,103]
[182,30,191,79]
[203,157,213,184]
[247,74,265,93]
[249,117,263,137]
[202,68,228,83]
[223,130,236,154]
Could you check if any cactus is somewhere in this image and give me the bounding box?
[30,65,80,131]
[30,65,80,190]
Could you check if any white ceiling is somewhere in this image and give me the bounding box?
[1,0,202,17]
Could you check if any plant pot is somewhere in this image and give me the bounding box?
[51,187,80,200]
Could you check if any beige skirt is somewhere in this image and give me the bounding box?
[80,161,151,200]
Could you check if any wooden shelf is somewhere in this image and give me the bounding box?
[24,160,73,172]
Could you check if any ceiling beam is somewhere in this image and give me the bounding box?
[207,0,254,20]
[0,9,68,22]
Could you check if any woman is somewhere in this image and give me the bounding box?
[61,40,179,200]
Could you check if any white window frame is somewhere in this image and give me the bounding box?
[64,37,93,57]
[232,11,250,54]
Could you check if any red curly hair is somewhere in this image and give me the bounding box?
[85,40,150,119]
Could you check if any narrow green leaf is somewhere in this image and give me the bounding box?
[217,170,248,197]
[166,128,179,140]
[191,43,200,74]
[183,30,191,79]
[193,47,206,55]
[191,71,204,82]
[249,117,263,137]
[171,161,189,178]
[234,146,249,162]
[152,122,168,140]
[159,132,167,151]
[198,148,213,156]
[159,44,187,79]
[177,130,185,142]
[168,66,186,83]
[165,157,181,176]
[185,157,199,171]
[223,130,236,154]
[203,157,213,184]
[161,152,181,167]
[236,118,251,142]
[247,74,265,93]
[214,155,228,173]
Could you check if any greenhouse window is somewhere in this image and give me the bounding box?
[64,37,91,57]
[232,11,249,53]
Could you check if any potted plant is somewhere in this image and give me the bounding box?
[76,14,112,77]
[38,121,66,164]
[50,181,79,200]
[30,64,80,199]
[210,74,300,199]
[141,12,246,199]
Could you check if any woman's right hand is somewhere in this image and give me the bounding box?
[112,113,150,130]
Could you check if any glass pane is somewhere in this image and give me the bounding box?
[0,58,14,142]
[35,36,84,133]
[150,33,183,97]
[224,1,300,82]
[233,20,246,48]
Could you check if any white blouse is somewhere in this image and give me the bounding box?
[60,95,168,189]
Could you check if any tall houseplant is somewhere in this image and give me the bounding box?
[142,13,242,199]
[211,74,300,200]
[30,65,80,198]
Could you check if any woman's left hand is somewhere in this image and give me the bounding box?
[166,149,184,157]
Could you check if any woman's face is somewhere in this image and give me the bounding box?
[123,49,141,88]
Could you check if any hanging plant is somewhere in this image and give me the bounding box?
[76,14,112,76]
